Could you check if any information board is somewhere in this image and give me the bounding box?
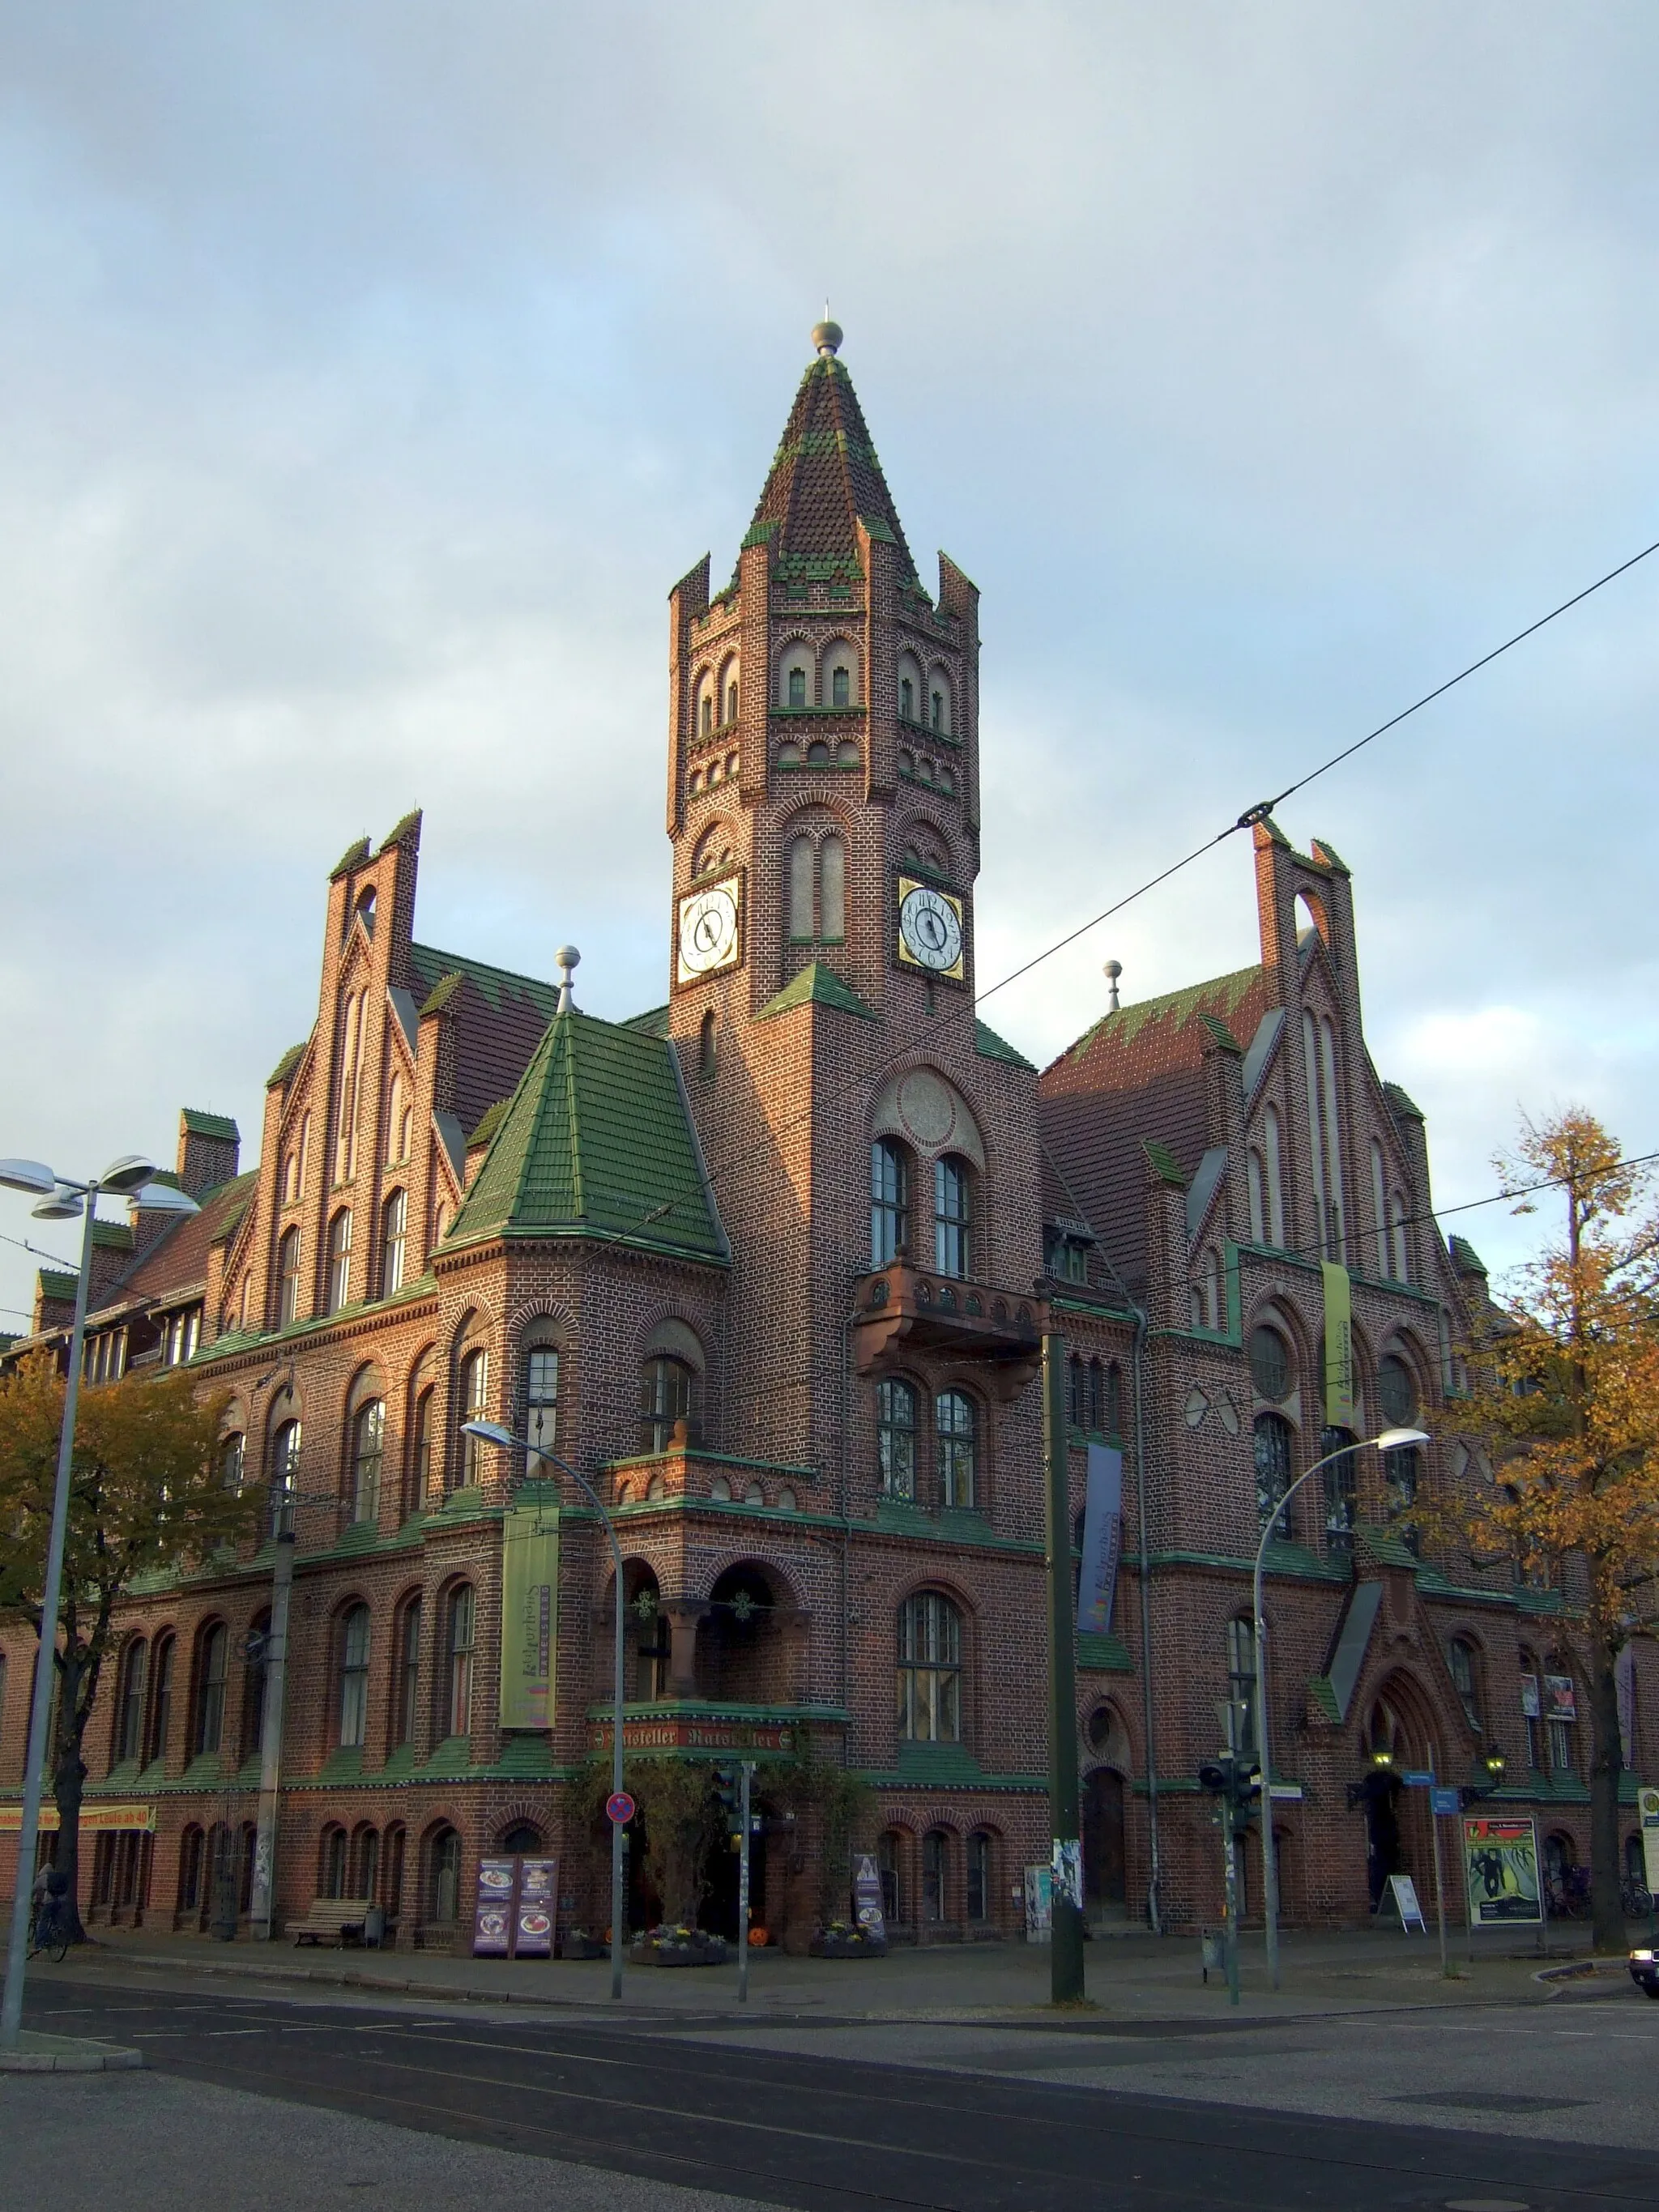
[1463,1815,1542,1928]
[1385,1873,1427,1932]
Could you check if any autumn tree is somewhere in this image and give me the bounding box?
[0,1355,254,1939]
[1453,1109,1659,1951]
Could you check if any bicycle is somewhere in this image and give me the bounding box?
[30,1894,71,1963]
[1620,1877,1654,1920]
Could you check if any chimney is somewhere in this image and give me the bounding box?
[177,1108,240,1200]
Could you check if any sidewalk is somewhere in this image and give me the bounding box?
[33,1918,1600,2022]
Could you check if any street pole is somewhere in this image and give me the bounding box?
[737,1760,753,2003]
[1041,1331,1085,2004]
[1221,1790,1240,2007]
[1,1189,96,2048]
[249,1516,295,1941]
[1430,1804,1448,1977]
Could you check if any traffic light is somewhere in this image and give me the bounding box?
[712,1763,743,1839]
[1197,1754,1261,1819]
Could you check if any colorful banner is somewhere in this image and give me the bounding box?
[1543,1673,1576,1722]
[499,1495,559,1732]
[515,1857,557,1957]
[1320,1260,1355,1430]
[1639,1786,1659,1896]
[1463,1815,1542,1928]
[0,1802,156,1834]
[1077,1443,1124,1634]
[851,1852,886,1946]
[472,1856,517,1956]
[471,1854,558,1958]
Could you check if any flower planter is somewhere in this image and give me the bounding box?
[808,1929,887,1960]
[629,1929,730,1967]
[559,1933,609,1961]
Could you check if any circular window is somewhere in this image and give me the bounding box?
[1086,1707,1117,1753]
[1248,1325,1290,1402]
[1378,1353,1417,1427]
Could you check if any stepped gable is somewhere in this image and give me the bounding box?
[1037,964,1271,1285]
[744,343,920,588]
[407,942,561,1137]
[442,1007,727,1265]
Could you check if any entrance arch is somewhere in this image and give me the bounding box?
[1359,1671,1444,1912]
[1082,1768,1127,1918]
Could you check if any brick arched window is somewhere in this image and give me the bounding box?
[876,1378,917,1501]
[147,1633,176,1767]
[457,1346,488,1486]
[381,1187,407,1298]
[933,1156,971,1278]
[325,1207,352,1314]
[1253,1412,1292,1536]
[444,1585,476,1738]
[349,1398,384,1526]
[338,1604,371,1749]
[935,1390,978,1509]
[194,1623,228,1756]
[115,1638,148,1766]
[638,1354,694,1455]
[871,1139,910,1265]
[276,1225,301,1327]
[897,1591,963,1743]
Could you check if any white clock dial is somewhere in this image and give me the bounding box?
[677,879,740,980]
[898,884,963,974]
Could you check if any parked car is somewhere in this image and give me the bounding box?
[1627,1946,1659,1999]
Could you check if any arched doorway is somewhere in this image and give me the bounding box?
[1082,1769,1127,1920]
[1358,1675,1443,1912]
[703,1791,769,1944]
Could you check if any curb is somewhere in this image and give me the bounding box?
[0,2042,145,2073]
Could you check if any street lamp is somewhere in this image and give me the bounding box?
[463,1418,628,2001]
[0,1153,198,2048]
[1252,1424,1430,1993]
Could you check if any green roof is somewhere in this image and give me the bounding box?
[442,1010,727,1264]
[1449,1234,1488,1277]
[329,835,371,880]
[37,1270,79,1304]
[621,1004,671,1038]
[1063,964,1262,1065]
[407,942,561,1023]
[1142,1139,1188,1187]
[90,1221,134,1251]
[379,808,421,854]
[181,1108,239,1142]
[267,1041,306,1089]
[1384,1081,1425,1123]
[467,1099,511,1150]
[757,962,877,1022]
[975,1018,1035,1072]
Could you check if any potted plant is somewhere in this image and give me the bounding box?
[630,1922,731,1967]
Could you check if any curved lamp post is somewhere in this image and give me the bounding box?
[1253,1423,1431,1992]
[0,1154,198,2048]
[463,1419,628,2001]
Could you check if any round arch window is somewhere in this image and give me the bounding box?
[1248,1325,1290,1402]
[1378,1353,1418,1428]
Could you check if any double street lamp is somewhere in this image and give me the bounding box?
[1252,1423,1431,1993]
[462,1419,628,2001]
[0,1152,198,2049]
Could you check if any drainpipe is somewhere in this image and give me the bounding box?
[1130,1300,1162,1935]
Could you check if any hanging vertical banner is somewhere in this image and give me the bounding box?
[851,1853,887,1947]
[500,1495,559,1731]
[1320,1260,1355,1430]
[1077,1443,1124,1634]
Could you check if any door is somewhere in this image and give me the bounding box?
[1083,1767,1127,1913]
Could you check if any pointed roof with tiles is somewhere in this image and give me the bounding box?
[741,322,921,590]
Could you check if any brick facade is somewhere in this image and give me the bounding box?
[4,325,1653,1954]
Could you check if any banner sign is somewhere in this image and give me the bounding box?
[1320,1261,1355,1430]
[1386,1873,1427,1933]
[0,1802,156,1834]
[499,1496,559,1732]
[1431,1786,1461,1818]
[1464,1815,1542,1928]
[1520,1673,1541,1719]
[472,1854,558,1958]
[1077,1443,1124,1634]
[1639,1786,1659,1896]
[1543,1673,1576,1723]
[1023,1863,1053,1943]
[851,1852,887,1946]
[590,1718,797,1754]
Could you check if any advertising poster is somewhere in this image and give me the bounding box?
[515,1857,557,1957]
[1520,1673,1541,1719]
[1077,1443,1124,1634]
[500,1497,559,1731]
[472,1856,516,1956]
[1463,1815,1542,1928]
[1638,1786,1659,1896]
[1320,1262,1355,1429]
[0,1802,155,1833]
[1543,1674,1576,1722]
[1024,1863,1053,1943]
[851,1853,886,1946]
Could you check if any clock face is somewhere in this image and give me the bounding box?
[676,876,741,982]
[897,879,965,979]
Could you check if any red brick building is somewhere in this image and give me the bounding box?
[3,322,1652,1950]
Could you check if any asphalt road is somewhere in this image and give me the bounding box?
[13,1971,1656,2212]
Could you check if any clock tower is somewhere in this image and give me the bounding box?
[663,322,1040,1470]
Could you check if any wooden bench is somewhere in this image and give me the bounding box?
[286,1898,371,1947]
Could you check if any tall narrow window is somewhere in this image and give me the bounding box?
[381,1189,407,1298]
[1390,1196,1410,1285]
[830,664,851,707]
[922,1830,948,1922]
[396,1599,422,1746]
[1448,1638,1482,1733]
[194,1624,228,1756]
[819,834,846,940]
[787,665,807,708]
[446,1586,476,1737]
[526,1346,559,1462]
[1067,1353,1084,1430]
[1262,1104,1286,1247]
[1226,1617,1258,1755]
[966,1831,992,1922]
[271,1417,301,1534]
[276,1225,301,1328]
[1321,1426,1358,1555]
[1253,1413,1292,1536]
[1106,1362,1123,1437]
[458,1348,488,1485]
[936,1391,978,1509]
[899,676,914,721]
[220,1433,245,1492]
[117,1639,148,1765]
[326,1208,353,1312]
[430,1827,461,1924]
[1247,1149,1266,1243]
[876,1379,918,1500]
[897,1592,962,1742]
[409,1386,433,1508]
[870,1139,909,1264]
[338,1605,371,1748]
[1303,1012,1328,1255]
[335,991,365,1183]
[388,1072,407,1163]
[350,1399,384,1524]
[638,1354,694,1454]
[787,836,814,941]
[930,688,944,731]
[725,679,738,723]
[698,1008,717,1080]
[700,690,713,735]
[1371,1142,1389,1277]
[241,1615,269,1758]
[934,1155,970,1277]
[1319,1020,1346,1257]
[148,1634,175,1767]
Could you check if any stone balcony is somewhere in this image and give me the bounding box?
[851,1258,1047,1400]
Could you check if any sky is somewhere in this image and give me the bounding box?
[2,1,1657,1327]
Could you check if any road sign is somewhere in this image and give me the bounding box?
[605,1792,636,1827]
[1401,1769,1435,1787]
[1431,1786,1461,1818]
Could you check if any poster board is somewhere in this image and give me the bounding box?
[1023,1863,1053,1943]
[472,1854,558,1957]
[1638,1786,1659,1896]
[1463,1815,1542,1928]
[1385,1873,1427,1932]
[851,1853,887,1946]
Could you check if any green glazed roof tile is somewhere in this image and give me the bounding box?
[975,1018,1035,1071]
[329,836,371,880]
[267,1042,307,1089]
[1142,1139,1188,1187]
[37,1269,79,1303]
[181,1108,239,1142]
[444,1010,727,1264]
[378,808,422,853]
[467,1099,511,1150]
[757,962,878,1022]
